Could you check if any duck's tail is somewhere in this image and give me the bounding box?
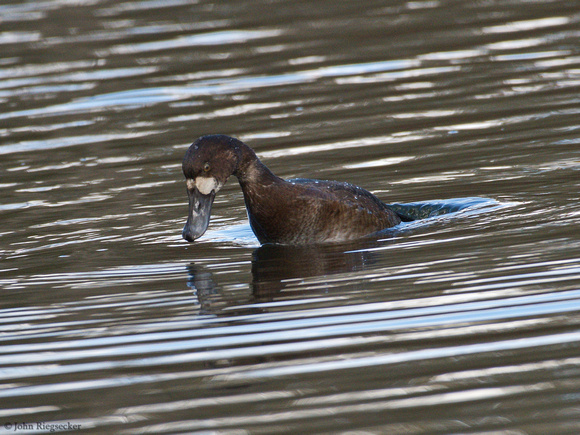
[386,203,416,222]
[396,211,415,222]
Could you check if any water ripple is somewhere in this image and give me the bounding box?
[1,0,580,433]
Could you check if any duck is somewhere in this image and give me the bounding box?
[182,134,412,245]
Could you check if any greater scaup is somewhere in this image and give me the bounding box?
[182,134,411,245]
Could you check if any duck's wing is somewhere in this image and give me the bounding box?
[288,178,402,213]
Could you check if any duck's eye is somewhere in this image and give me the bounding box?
[203,162,211,172]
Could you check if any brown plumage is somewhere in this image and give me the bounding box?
[182,135,408,245]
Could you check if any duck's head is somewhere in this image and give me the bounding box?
[182,135,242,242]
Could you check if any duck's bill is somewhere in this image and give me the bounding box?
[182,187,216,242]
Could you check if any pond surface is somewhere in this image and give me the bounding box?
[1,0,580,433]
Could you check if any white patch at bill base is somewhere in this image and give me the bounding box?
[194,176,221,195]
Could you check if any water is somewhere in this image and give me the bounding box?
[1,0,580,433]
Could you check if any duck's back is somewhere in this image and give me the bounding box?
[290,178,395,213]
[241,177,402,244]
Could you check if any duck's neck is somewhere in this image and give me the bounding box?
[234,142,282,187]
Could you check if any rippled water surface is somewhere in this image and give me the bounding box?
[1,0,580,433]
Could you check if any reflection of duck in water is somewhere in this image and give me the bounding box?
[251,242,378,299]
[182,135,412,245]
[187,240,380,314]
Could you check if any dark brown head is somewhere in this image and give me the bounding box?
[182,135,243,242]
